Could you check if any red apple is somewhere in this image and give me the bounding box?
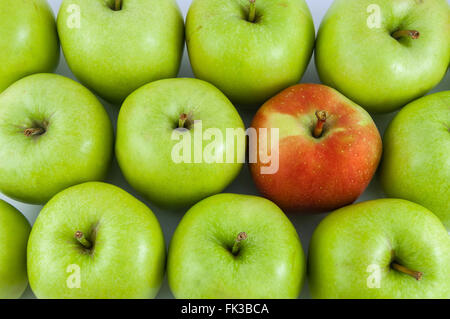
[250,84,382,213]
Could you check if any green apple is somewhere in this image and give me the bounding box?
[0,73,113,204]
[167,193,305,299]
[27,182,166,299]
[57,0,184,104]
[116,78,245,208]
[0,0,59,93]
[0,199,31,299]
[316,0,450,113]
[309,199,450,299]
[186,0,315,108]
[380,91,450,230]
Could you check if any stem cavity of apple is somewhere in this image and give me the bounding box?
[231,232,248,256]
[391,262,423,281]
[178,112,193,130]
[114,0,122,11]
[248,0,257,23]
[24,127,45,137]
[75,231,92,249]
[313,110,327,138]
[391,30,420,40]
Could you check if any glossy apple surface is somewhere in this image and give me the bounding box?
[57,0,184,104]
[380,91,450,230]
[250,83,382,213]
[27,182,166,299]
[0,0,59,93]
[0,200,31,299]
[116,78,245,208]
[167,193,305,298]
[186,0,315,108]
[0,73,113,204]
[316,0,450,113]
[309,199,450,298]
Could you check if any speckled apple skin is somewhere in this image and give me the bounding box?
[0,200,30,299]
[315,0,450,113]
[308,199,450,299]
[380,91,450,230]
[57,0,184,104]
[0,74,113,204]
[27,182,166,299]
[168,193,305,299]
[0,0,59,93]
[250,83,382,213]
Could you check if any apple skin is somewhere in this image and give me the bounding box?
[27,182,166,299]
[167,193,305,299]
[0,0,59,93]
[186,0,315,108]
[0,73,113,204]
[116,78,245,208]
[57,0,184,104]
[380,91,450,231]
[250,84,382,213]
[308,199,450,299]
[315,0,450,113]
[0,200,31,299]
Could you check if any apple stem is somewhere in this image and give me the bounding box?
[391,262,423,281]
[392,30,420,40]
[248,0,256,23]
[178,113,188,128]
[178,112,193,129]
[313,110,327,138]
[114,0,122,11]
[24,127,45,137]
[75,231,92,249]
[231,232,247,256]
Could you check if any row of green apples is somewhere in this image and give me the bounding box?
[1,0,449,112]
[0,0,449,299]
[2,182,450,299]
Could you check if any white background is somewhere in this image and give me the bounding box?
[3,0,448,299]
